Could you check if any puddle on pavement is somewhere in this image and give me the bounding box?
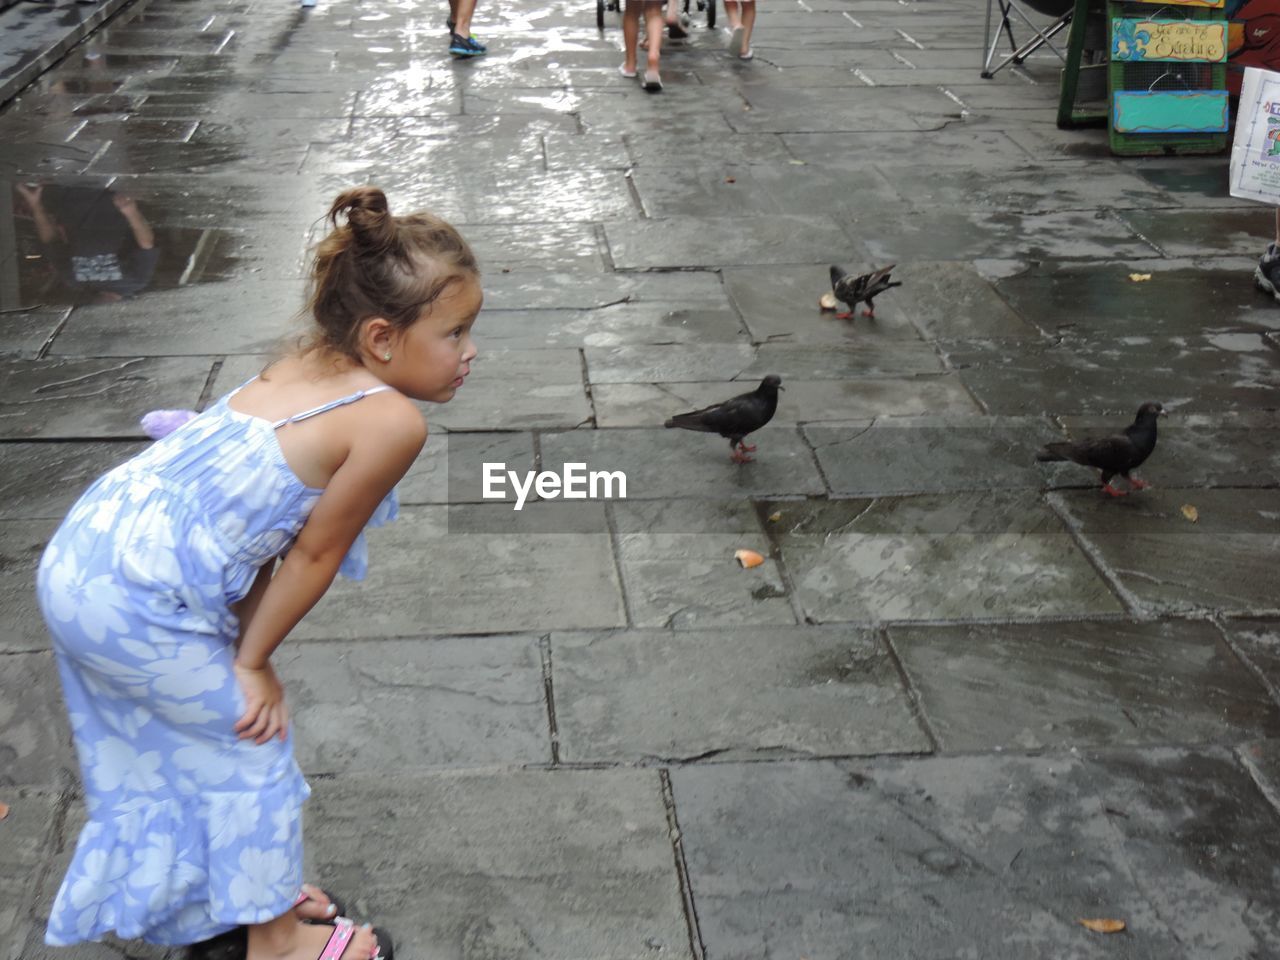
[3,178,249,310]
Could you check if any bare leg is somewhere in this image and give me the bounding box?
[644,2,663,74]
[622,0,642,73]
[723,0,740,28]
[738,0,756,55]
[452,0,476,36]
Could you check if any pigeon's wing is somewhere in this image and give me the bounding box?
[665,401,730,433]
[1050,434,1138,471]
[697,393,766,436]
[861,265,896,296]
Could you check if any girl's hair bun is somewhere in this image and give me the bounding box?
[329,186,395,254]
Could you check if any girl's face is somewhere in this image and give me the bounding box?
[388,274,481,403]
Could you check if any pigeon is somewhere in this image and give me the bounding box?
[1035,401,1166,497]
[664,375,783,463]
[829,263,902,320]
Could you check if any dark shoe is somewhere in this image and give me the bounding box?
[449,32,487,56]
[642,69,663,91]
[1256,242,1280,301]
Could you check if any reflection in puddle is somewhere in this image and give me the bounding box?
[4,179,242,309]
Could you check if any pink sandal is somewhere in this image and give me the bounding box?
[316,916,396,960]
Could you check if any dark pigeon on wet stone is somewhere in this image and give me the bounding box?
[829,263,902,320]
[664,375,783,463]
[1036,401,1166,497]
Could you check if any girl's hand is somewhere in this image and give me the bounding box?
[232,659,289,744]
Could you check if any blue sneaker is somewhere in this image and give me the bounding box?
[449,32,487,57]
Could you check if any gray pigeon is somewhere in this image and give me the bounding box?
[664,375,783,463]
[829,263,902,319]
[1036,401,1166,496]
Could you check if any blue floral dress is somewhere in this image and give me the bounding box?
[36,383,398,947]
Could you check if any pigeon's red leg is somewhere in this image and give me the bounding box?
[730,449,754,463]
[740,443,757,452]
[861,306,875,318]
[1129,475,1150,490]
[835,311,853,320]
[1101,482,1127,498]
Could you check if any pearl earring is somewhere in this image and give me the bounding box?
[382,352,392,362]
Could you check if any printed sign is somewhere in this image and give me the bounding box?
[1230,66,1280,203]
[1112,19,1227,62]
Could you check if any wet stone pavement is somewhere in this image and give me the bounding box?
[2,0,1280,957]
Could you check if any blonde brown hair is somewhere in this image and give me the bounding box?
[303,186,478,361]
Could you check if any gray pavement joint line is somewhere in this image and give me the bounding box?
[197,357,224,411]
[34,310,74,361]
[1235,742,1280,819]
[622,163,647,217]
[602,501,637,628]
[537,135,549,176]
[753,498,812,627]
[658,767,707,960]
[1042,491,1148,620]
[595,221,618,272]
[1212,617,1280,710]
[537,632,560,764]
[794,424,834,496]
[32,357,147,394]
[577,348,598,428]
[879,625,941,754]
[1109,207,1168,258]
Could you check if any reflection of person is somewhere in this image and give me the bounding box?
[38,186,480,959]
[15,184,159,302]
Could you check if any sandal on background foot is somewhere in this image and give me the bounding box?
[642,69,663,91]
[726,24,744,55]
[618,64,638,78]
[185,888,346,960]
[739,47,754,60]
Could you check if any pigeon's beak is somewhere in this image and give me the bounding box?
[778,386,786,391]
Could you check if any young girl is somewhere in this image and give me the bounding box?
[37,186,480,960]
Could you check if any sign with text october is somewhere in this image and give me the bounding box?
[1112,19,1228,63]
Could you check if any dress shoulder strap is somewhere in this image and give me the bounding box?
[272,385,396,429]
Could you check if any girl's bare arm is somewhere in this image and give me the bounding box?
[236,406,426,671]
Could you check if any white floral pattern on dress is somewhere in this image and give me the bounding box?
[39,385,396,947]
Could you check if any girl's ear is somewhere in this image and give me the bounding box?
[360,316,394,359]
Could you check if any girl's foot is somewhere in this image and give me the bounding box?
[247,916,382,960]
[738,47,753,60]
[619,63,638,78]
[293,884,338,923]
[642,69,663,91]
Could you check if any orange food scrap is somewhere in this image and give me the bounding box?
[1078,918,1125,934]
[767,511,783,523]
[819,291,838,311]
[734,549,765,569]
[1181,504,1199,523]
[0,802,9,820]
[1128,273,1152,283]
